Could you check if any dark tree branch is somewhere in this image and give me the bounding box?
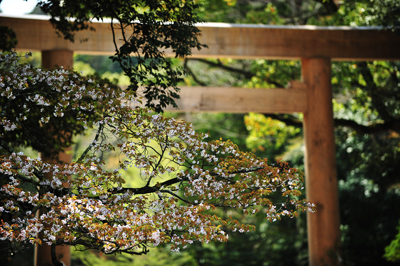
[262,114,400,134]
[262,114,303,128]
[108,167,265,199]
[67,238,149,256]
[14,173,39,186]
[51,244,64,266]
[110,177,182,195]
[160,189,194,205]
[76,123,104,164]
[334,118,400,134]
[145,135,169,188]
[189,58,285,88]
[192,58,254,79]
[356,62,393,122]
[0,139,15,154]
[184,59,207,86]
[104,244,149,255]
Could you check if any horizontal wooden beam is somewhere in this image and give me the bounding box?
[164,81,307,113]
[197,24,400,61]
[1,14,400,61]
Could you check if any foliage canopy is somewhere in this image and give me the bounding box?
[1,0,207,112]
[0,51,314,265]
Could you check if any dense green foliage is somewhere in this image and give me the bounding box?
[0,26,17,52]
[385,221,400,262]
[1,0,207,112]
[0,55,120,159]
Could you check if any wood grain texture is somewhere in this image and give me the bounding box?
[2,15,400,60]
[302,58,342,266]
[164,84,307,113]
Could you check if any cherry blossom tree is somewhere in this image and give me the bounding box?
[0,52,315,265]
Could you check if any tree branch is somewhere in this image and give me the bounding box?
[51,244,64,266]
[356,62,393,122]
[334,118,400,134]
[110,177,182,195]
[262,114,303,128]
[189,59,285,88]
[160,189,194,205]
[184,59,207,86]
[76,123,104,164]
[192,58,254,79]
[109,166,265,198]
[262,114,400,134]
[0,139,15,154]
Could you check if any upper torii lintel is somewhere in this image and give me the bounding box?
[1,14,399,61]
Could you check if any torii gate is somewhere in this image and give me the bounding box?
[1,14,400,266]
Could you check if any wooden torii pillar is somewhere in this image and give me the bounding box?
[302,58,341,266]
[34,50,73,266]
